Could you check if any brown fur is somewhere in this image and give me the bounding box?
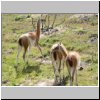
[18,36,29,49]
[28,32,36,40]
[53,52,57,61]
[67,55,77,67]
[53,51,63,61]
[51,43,68,61]
[66,52,80,68]
[36,19,40,41]
[66,51,80,86]
[18,38,23,46]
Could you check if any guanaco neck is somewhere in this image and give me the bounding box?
[36,20,40,41]
[63,50,68,57]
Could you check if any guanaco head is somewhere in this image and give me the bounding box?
[58,42,68,57]
[37,18,41,25]
[58,42,63,51]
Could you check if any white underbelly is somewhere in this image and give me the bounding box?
[28,37,36,46]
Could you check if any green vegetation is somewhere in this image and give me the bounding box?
[2,14,98,86]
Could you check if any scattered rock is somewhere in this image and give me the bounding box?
[42,60,51,64]
[49,28,59,34]
[34,79,54,86]
[43,28,59,35]
[78,67,83,71]
[43,31,49,35]
[31,56,52,64]
[89,33,98,38]
[2,80,9,84]
[20,79,34,86]
[69,14,95,20]
[87,37,97,43]
[40,34,46,38]
[78,61,88,70]
[80,61,88,67]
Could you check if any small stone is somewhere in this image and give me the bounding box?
[79,67,83,71]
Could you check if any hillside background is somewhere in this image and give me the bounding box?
[2,14,98,86]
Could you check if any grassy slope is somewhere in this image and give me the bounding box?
[2,14,98,86]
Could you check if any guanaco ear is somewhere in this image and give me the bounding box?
[58,41,62,46]
[58,42,61,50]
[58,42,60,46]
[37,18,40,24]
[59,42,62,45]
